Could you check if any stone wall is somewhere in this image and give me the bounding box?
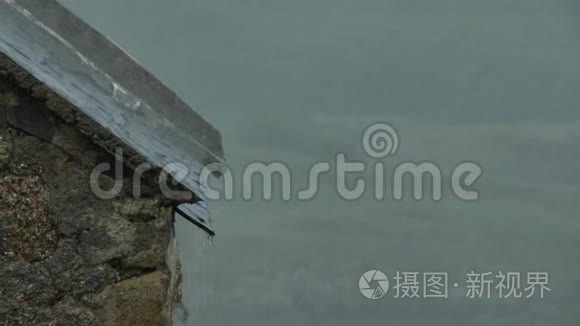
[0,68,181,325]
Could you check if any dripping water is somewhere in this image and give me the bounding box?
[173,216,217,326]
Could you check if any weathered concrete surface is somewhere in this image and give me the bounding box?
[0,63,182,325]
[0,175,56,261]
[99,271,167,326]
[0,0,225,234]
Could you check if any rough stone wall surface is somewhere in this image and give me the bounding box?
[0,72,181,325]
